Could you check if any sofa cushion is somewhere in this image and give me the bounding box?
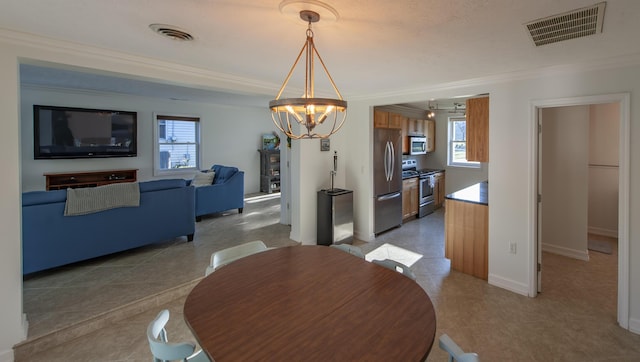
[211,165,239,184]
[22,189,67,206]
[192,171,216,187]
[139,179,187,193]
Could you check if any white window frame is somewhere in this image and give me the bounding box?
[447,116,480,168]
[153,113,201,176]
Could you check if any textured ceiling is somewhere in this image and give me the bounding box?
[5,0,640,103]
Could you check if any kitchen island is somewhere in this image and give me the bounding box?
[444,181,488,280]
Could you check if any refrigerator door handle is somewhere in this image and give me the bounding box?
[389,142,396,181]
[383,141,389,181]
[387,141,393,181]
[377,192,402,201]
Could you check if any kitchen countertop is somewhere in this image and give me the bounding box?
[445,181,488,205]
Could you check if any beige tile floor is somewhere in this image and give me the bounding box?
[19,197,640,361]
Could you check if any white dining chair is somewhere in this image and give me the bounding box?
[205,240,268,275]
[438,334,479,362]
[372,258,417,280]
[330,243,365,258]
[147,309,211,362]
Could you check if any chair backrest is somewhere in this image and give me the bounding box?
[372,259,417,280]
[206,240,268,275]
[330,244,365,258]
[147,309,198,362]
[439,334,479,362]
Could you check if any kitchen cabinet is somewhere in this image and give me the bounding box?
[388,113,405,129]
[433,171,445,207]
[407,118,425,136]
[425,119,435,152]
[401,118,409,154]
[466,96,489,162]
[444,182,488,280]
[402,177,418,219]
[374,110,403,129]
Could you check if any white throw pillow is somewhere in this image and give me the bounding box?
[192,171,215,187]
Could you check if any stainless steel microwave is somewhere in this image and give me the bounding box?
[409,136,427,155]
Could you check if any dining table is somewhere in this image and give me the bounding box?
[184,245,436,361]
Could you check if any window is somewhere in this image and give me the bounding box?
[154,114,200,175]
[447,117,480,168]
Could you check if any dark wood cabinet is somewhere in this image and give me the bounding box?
[44,169,138,190]
[259,149,280,193]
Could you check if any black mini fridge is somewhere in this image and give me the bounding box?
[317,189,354,246]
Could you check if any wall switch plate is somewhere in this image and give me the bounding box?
[509,242,517,254]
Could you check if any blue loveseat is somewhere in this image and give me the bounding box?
[22,179,195,274]
[193,164,245,221]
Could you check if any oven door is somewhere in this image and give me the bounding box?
[418,175,436,217]
[419,175,434,203]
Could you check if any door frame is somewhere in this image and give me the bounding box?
[529,93,630,330]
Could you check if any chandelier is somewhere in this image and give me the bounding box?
[269,9,347,140]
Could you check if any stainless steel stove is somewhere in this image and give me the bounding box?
[402,160,436,217]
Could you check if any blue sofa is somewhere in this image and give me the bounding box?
[22,179,195,274]
[193,164,244,221]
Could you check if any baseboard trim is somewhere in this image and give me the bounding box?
[588,226,618,238]
[0,349,14,362]
[542,243,589,261]
[21,313,28,340]
[488,273,529,297]
[13,278,202,361]
[629,317,640,335]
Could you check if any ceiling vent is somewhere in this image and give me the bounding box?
[524,2,606,46]
[149,24,194,41]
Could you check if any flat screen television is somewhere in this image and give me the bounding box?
[33,105,137,159]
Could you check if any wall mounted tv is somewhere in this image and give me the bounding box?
[33,105,137,159]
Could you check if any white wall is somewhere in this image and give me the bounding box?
[588,103,619,236]
[0,45,26,362]
[20,86,271,193]
[540,106,590,260]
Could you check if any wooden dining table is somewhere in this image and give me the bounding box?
[184,245,436,361]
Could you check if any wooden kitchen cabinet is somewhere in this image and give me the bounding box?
[374,110,403,129]
[388,113,404,129]
[445,199,488,280]
[433,171,445,207]
[401,118,409,154]
[374,109,389,128]
[425,119,435,152]
[466,96,489,162]
[402,177,418,219]
[407,118,424,136]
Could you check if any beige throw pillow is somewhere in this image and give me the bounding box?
[192,171,215,187]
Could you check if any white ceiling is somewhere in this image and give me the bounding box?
[5,0,640,105]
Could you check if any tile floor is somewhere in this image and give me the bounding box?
[19,196,640,361]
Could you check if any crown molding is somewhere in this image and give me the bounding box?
[0,27,278,97]
[5,27,640,103]
[349,52,640,102]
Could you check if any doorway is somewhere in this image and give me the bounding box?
[531,93,630,330]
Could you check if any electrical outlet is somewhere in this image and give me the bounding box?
[509,242,517,254]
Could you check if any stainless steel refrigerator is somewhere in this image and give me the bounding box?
[374,128,402,234]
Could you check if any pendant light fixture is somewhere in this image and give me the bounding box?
[269,7,347,140]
